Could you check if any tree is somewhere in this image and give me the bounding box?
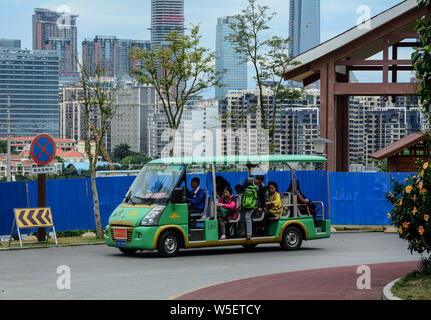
[261,37,304,152]
[78,63,116,238]
[120,153,152,170]
[132,24,222,156]
[412,0,431,130]
[0,140,6,153]
[112,143,135,162]
[229,0,303,153]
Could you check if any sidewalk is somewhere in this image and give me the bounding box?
[174,261,418,300]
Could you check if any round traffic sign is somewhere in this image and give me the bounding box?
[30,134,56,166]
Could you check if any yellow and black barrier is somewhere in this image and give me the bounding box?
[9,207,57,247]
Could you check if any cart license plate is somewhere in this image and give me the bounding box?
[114,228,127,240]
[116,240,127,247]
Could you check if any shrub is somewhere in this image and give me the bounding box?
[386,161,431,256]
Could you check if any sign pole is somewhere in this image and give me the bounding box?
[37,173,46,242]
[30,134,56,243]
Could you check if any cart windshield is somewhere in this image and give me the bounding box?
[125,164,185,205]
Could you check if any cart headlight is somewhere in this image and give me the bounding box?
[140,206,166,226]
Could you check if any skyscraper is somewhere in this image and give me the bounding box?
[82,36,151,78]
[289,0,320,58]
[32,8,79,78]
[0,49,60,137]
[215,16,248,100]
[151,0,184,48]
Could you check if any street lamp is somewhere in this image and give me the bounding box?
[311,137,332,170]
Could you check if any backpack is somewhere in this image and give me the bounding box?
[242,185,258,209]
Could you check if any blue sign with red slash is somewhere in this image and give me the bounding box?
[30,134,56,166]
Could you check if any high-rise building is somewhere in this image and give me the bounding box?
[0,39,21,49]
[151,0,184,48]
[59,85,86,141]
[289,0,320,58]
[0,49,60,137]
[215,17,248,100]
[32,8,79,79]
[110,84,157,156]
[82,36,151,78]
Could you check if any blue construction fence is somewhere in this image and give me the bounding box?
[0,171,414,235]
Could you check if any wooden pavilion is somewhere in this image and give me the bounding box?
[283,0,427,171]
[370,132,431,172]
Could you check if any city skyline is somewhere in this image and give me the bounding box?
[1,0,402,55]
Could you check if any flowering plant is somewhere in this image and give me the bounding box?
[386,161,431,255]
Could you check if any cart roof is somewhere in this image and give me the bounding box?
[148,154,327,165]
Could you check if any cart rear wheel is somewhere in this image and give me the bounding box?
[280,226,303,251]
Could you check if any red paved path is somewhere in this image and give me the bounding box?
[175,261,418,300]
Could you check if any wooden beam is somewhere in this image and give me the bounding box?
[334,82,417,95]
[336,59,411,66]
[283,63,311,80]
[303,73,320,86]
[387,33,420,39]
[348,66,413,71]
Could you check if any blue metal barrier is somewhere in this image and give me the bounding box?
[0,171,418,235]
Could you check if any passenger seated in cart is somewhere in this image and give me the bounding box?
[187,177,206,214]
[265,182,282,217]
[264,181,282,233]
[217,186,238,240]
[287,180,316,219]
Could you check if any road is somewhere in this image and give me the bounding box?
[0,232,420,300]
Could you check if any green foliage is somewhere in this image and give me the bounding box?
[369,159,388,172]
[386,160,431,255]
[111,143,135,162]
[0,141,6,153]
[418,255,431,275]
[412,0,431,129]
[120,154,152,170]
[132,25,222,156]
[228,0,303,152]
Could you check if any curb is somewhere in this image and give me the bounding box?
[0,241,106,252]
[382,277,402,300]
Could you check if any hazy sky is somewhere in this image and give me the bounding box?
[0,0,403,49]
[0,0,404,92]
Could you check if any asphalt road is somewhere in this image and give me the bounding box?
[0,232,420,300]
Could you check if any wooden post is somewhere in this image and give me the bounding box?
[37,173,46,242]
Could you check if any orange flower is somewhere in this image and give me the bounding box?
[412,195,417,202]
[419,171,424,178]
[424,162,429,170]
[419,181,423,189]
[388,212,392,219]
[389,192,394,198]
[399,226,403,234]
[398,199,403,206]
[403,222,410,229]
[425,215,429,222]
[418,226,424,235]
[420,188,427,194]
[413,207,418,215]
[405,185,413,194]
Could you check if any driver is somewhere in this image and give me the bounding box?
[187,177,206,214]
